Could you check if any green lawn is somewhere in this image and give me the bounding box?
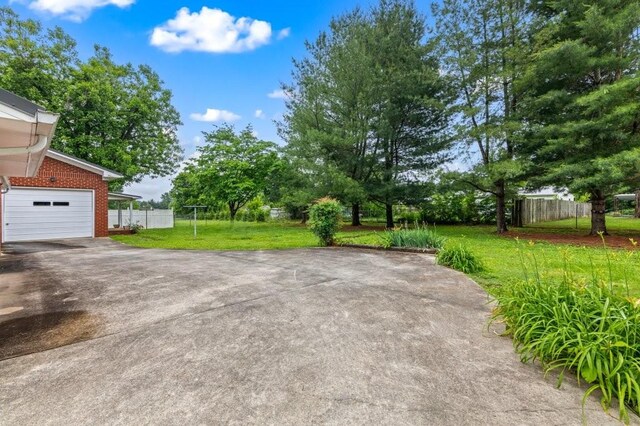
[112,217,640,297]
[111,220,318,250]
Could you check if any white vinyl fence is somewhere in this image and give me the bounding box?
[109,209,174,229]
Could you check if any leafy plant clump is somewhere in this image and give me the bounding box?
[493,238,640,423]
[308,197,342,246]
[436,244,483,273]
[383,226,446,250]
[493,280,640,423]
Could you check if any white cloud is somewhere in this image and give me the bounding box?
[267,89,291,100]
[24,0,134,22]
[151,7,288,54]
[190,108,241,123]
[277,28,291,40]
[125,176,172,201]
[254,109,266,119]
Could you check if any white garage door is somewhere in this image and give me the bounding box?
[2,188,94,242]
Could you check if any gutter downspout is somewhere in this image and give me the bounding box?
[0,175,10,194]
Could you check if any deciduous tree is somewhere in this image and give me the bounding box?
[188,125,281,221]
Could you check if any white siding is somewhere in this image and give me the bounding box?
[3,188,93,242]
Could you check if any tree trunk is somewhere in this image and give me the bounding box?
[229,203,237,222]
[385,203,394,229]
[635,191,640,219]
[589,191,608,235]
[351,203,361,226]
[495,180,508,234]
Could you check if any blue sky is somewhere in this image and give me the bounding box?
[5,0,436,200]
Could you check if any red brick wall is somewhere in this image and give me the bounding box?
[1,156,109,239]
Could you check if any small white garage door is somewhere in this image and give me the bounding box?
[2,188,94,242]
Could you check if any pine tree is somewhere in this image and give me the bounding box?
[522,0,640,235]
[433,0,531,234]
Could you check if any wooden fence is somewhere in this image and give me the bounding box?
[512,199,591,226]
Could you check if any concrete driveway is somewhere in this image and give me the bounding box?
[0,239,629,425]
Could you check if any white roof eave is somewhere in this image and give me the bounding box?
[45,150,123,181]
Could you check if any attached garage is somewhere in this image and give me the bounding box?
[0,151,123,243]
[3,188,94,242]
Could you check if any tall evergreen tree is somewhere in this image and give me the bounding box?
[521,0,640,235]
[433,0,531,233]
[367,0,452,228]
[280,9,376,226]
[282,0,451,228]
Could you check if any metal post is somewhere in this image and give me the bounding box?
[576,204,578,229]
[184,206,206,239]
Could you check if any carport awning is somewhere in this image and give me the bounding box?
[0,89,59,187]
[108,192,142,202]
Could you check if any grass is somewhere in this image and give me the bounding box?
[436,244,484,273]
[523,216,640,235]
[383,226,447,249]
[112,217,640,297]
[337,218,640,297]
[111,220,318,250]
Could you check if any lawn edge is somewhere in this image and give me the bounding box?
[335,242,438,254]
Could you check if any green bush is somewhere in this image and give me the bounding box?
[397,210,421,225]
[308,197,342,246]
[436,244,483,273]
[493,280,640,423]
[384,227,446,249]
[421,191,506,225]
[255,208,268,222]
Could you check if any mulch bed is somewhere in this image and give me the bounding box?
[501,232,639,250]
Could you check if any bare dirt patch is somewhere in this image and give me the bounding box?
[502,232,639,249]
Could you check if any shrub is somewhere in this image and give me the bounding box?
[420,191,507,225]
[384,226,446,249]
[255,208,268,222]
[308,197,342,246]
[436,244,483,273]
[397,210,421,225]
[128,222,144,234]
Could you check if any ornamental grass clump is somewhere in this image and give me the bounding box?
[493,237,640,423]
[436,244,483,273]
[384,225,447,250]
[308,197,342,246]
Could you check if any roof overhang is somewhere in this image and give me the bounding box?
[47,150,123,181]
[108,192,142,202]
[0,92,59,190]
